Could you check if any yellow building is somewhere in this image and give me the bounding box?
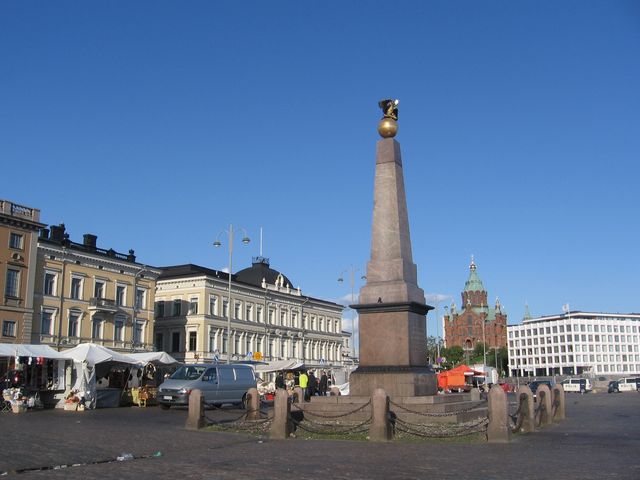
[0,199,45,345]
[33,224,161,353]
[155,257,348,368]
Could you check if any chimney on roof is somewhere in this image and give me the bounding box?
[83,234,97,251]
[39,228,50,240]
[50,224,66,243]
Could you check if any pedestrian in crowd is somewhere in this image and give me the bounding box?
[318,370,328,396]
[307,370,317,400]
[298,370,309,401]
[275,372,285,390]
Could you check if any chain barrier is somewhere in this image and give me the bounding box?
[551,397,560,419]
[204,407,272,434]
[388,399,486,418]
[534,400,545,427]
[290,399,372,419]
[508,393,526,433]
[288,412,372,436]
[394,416,489,438]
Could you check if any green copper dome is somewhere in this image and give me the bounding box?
[463,257,486,293]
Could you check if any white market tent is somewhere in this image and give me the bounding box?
[59,343,141,409]
[128,351,180,365]
[255,359,304,374]
[0,343,68,359]
[59,343,140,366]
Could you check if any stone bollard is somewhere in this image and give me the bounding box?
[536,385,552,427]
[552,384,566,421]
[185,389,205,430]
[487,385,510,443]
[246,388,260,421]
[369,388,392,442]
[269,389,293,439]
[330,386,341,396]
[516,386,535,433]
[293,387,304,403]
[470,387,481,401]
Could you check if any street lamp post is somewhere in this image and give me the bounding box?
[214,224,250,364]
[338,266,366,364]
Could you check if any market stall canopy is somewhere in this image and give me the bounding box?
[255,359,304,373]
[0,343,68,359]
[128,351,180,365]
[59,343,140,366]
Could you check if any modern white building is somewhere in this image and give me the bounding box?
[507,311,640,377]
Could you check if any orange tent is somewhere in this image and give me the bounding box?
[437,364,485,390]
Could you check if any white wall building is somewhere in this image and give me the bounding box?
[508,311,640,377]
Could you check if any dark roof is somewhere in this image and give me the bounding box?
[235,257,294,288]
[158,264,231,281]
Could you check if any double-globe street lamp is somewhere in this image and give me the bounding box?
[337,266,366,364]
[214,224,250,364]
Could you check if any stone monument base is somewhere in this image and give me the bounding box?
[349,366,438,397]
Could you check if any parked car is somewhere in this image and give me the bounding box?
[617,377,640,392]
[157,363,256,409]
[607,381,620,393]
[561,378,592,394]
[528,380,554,397]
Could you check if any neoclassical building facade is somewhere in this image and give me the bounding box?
[443,258,508,352]
[33,224,160,352]
[154,257,348,368]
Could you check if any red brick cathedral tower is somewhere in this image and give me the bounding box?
[443,258,508,352]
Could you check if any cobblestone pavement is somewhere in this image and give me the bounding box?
[1,392,639,479]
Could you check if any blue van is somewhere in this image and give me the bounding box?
[157,363,255,409]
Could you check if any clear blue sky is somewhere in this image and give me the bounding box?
[2,1,639,340]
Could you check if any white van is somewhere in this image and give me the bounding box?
[617,377,640,392]
[157,363,256,409]
[561,378,592,393]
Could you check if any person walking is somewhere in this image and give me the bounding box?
[318,370,328,396]
[298,370,309,401]
[307,370,317,401]
[275,372,285,390]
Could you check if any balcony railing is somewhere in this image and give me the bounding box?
[88,297,119,313]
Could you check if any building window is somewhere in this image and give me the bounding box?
[171,332,181,352]
[68,311,80,337]
[269,308,275,325]
[222,300,229,318]
[41,309,54,335]
[135,288,146,309]
[114,316,125,342]
[9,232,24,249]
[222,333,228,354]
[246,305,253,321]
[94,280,105,299]
[173,299,181,316]
[189,298,198,315]
[234,302,241,320]
[156,301,165,318]
[116,285,126,306]
[43,272,56,296]
[189,331,197,351]
[92,318,103,339]
[134,321,144,345]
[2,320,16,338]
[209,296,218,316]
[155,333,164,351]
[70,277,83,300]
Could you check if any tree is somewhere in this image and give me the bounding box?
[440,345,464,368]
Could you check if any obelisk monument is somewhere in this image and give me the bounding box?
[349,100,437,397]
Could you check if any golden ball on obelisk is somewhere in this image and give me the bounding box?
[377,117,398,138]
